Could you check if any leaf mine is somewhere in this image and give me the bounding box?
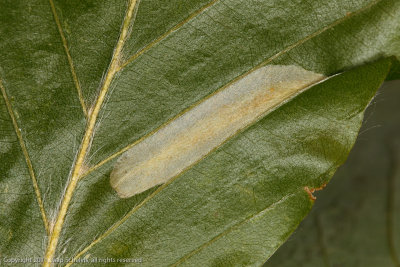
[110,65,325,198]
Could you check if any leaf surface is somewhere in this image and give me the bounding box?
[0,0,399,265]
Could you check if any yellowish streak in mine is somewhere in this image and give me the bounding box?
[111,65,325,198]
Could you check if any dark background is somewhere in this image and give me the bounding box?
[265,80,400,266]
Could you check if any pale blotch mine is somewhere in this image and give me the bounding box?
[110,65,325,198]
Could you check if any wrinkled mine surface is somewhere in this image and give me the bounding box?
[111,65,325,198]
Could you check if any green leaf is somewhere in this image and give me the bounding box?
[387,57,400,80]
[265,81,400,266]
[0,0,398,265]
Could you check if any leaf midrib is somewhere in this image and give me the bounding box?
[42,0,140,265]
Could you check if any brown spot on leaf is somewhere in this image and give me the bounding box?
[304,183,327,201]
